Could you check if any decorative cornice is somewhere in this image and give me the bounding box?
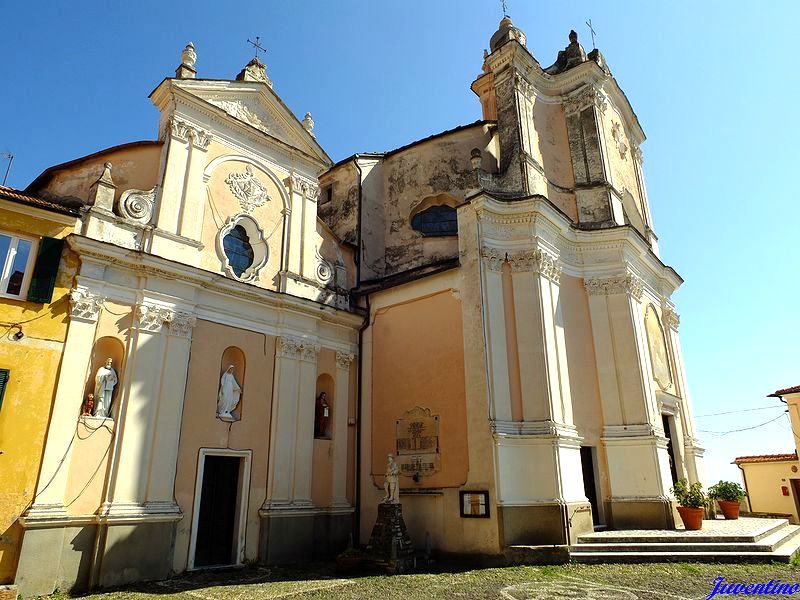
[480,245,505,272]
[662,306,680,331]
[277,335,320,362]
[564,84,608,115]
[584,271,644,300]
[135,302,173,333]
[167,311,197,338]
[507,248,561,282]
[602,424,659,439]
[69,288,105,322]
[335,351,355,370]
[492,419,580,440]
[168,116,211,150]
[284,173,320,202]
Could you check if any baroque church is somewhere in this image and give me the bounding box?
[0,16,704,595]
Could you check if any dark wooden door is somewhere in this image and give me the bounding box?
[580,446,601,526]
[662,414,679,485]
[194,455,240,567]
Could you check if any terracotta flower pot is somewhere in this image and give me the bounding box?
[677,506,704,530]
[718,500,741,520]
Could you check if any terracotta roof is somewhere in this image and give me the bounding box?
[769,385,800,397]
[734,452,798,464]
[0,185,80,216]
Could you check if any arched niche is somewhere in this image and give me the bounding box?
[644,304,673,392]
[409,193,459,237]
[218,346,246,422]
[314,374,334,439]
[84,336,125,417]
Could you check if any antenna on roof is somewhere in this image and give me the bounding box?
[1,152,13,186]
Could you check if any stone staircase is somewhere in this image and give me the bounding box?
[570,517,800,563]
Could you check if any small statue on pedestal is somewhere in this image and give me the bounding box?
[217,365,242,421]
[81,393,95,416]
[93,358,118,418]
[382,454,400,504]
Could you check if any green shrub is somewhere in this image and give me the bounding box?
[707,480,746,502]
[671,478,707,508]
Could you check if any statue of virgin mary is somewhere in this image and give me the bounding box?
[217,365,242,421]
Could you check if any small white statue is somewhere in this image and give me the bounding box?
[217,365,242,421]
[382,454,400,504]
[93,358,118,418]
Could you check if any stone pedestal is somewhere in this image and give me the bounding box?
[367,503,414,572]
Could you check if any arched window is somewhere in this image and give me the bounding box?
[216,214,268,282]
[411,205,458,237]
[223,225,255,277]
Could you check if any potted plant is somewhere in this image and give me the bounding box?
[708,480,746,520]
[672,478,707,530]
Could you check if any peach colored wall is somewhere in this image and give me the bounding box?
[37,144,163,204]
[741,461,800,523]
[371,290,468,489]
[311,348,336,507]
[200,160,285,291]
[65,300,133,517]
[600,104,646,230]
[532,100,578,221]
[173,319,275,566]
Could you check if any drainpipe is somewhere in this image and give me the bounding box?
[353,156,366,547]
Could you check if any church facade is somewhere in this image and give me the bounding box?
[2,18,703,595]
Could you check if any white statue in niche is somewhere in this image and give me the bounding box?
[93,358,118,418]
[382,454,400,504]
[217,365,242,421]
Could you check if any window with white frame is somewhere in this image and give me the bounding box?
[0,232,36,299]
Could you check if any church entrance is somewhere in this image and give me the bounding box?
[661,414,679,485]
[580,446,603,527]
[191,450,251,569]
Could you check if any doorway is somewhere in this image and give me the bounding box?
[580,446,603,527]
[190,449,251,569]
[661,414,679,485]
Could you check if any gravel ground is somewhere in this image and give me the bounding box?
[42,561,800,600]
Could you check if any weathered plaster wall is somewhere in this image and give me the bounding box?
[740,462,800,523]
[34,144,163,206]
[318,161,359,247]
[200,158,286,291]
[0,209,76,583]
[173,319,275,571]
[534,102,577,221]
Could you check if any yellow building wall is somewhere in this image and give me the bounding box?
[740,461,800,524]
[0,205,76,583]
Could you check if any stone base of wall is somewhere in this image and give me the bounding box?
[607,498,675,530]
[498,501,593,546]
[259,510,353,564]
[15,521,176,597]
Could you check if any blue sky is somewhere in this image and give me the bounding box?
[2,1,798,483]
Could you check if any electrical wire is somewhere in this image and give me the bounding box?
[695,405,786,418]
[698,412,786,436]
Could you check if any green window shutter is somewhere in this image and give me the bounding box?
[26,237,64,304]
[0,369,9,412]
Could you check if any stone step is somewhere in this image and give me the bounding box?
[571,525,800,554]
[576,519,789,545]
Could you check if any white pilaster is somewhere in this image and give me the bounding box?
[331,351,354,507]
[479,245,512,421]
[23,288,104,522]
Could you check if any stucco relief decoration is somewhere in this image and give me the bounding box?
[315,247,334,285]
[662,306,680,331]
[117,187,156,224]
[69,289,105,321]
[168,117,211,149]
[584,272,644,300]
[507,248,561,283]
[645,305,674,391]
[277,336,320,363]
[206,97,287,140]
[395,406,441,479]
[611,122,628,160]
[135,303,173,333]
[336,351,355,371]
[225,166,271,213]
[480,245,505,271]
[167,311,197,338]
[565,85,607,115]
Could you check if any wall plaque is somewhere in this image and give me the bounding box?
[395,406,440,478]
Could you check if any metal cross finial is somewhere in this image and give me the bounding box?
[586,19,597,49]
[501,0,508,16]
[247,36,266,61]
